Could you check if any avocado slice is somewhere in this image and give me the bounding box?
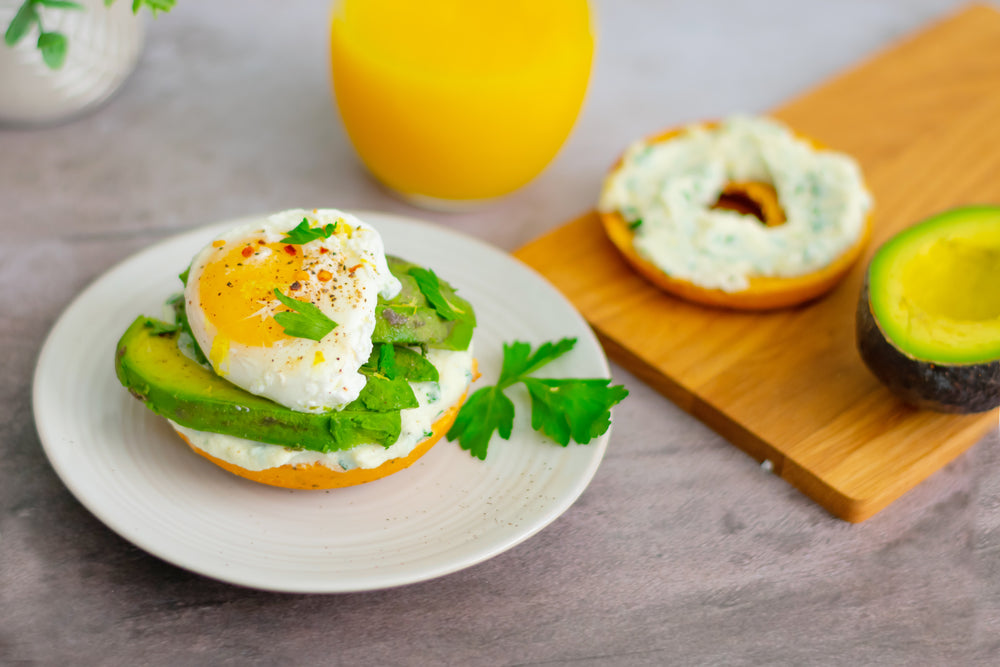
[116,317,434,452]
[856,205,1000,412]
[376,256,476,350]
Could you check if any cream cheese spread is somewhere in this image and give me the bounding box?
[598,115,872,292]
[170,346,475,472]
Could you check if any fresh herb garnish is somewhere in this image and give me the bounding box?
[447,338,629,460]
[280,218,337,245]
[4,0,175,70]
[408,267,466,322]
[376,342,397,380]
[352,374,418,413]
[628,218,644,230]
[374,257,476,351]
[166,292,208,364]
[365,343,438,382]
[142,318,179,336]
[272,288,337,341]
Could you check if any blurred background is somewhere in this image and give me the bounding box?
[2,0,975,251]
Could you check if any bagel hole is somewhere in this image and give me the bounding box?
[711,182,786,227]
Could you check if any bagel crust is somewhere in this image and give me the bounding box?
[600,207,871,310]
[176,388,469,490]
[598,120,872,310]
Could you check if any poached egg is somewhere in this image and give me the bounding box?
[183,209,401,413]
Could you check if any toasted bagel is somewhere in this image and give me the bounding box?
[599,122,873,310]
[175,386,470,490]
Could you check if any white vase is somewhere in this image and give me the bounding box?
[0,0,144,126]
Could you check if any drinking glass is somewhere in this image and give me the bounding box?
[330,0,594,209]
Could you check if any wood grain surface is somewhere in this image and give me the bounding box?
[515,4,1000,522]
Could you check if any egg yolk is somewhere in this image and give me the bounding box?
[198,240,306,347]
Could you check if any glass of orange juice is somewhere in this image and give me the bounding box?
[329,0,594,208]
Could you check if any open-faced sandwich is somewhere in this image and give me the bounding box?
[115,209,477,489]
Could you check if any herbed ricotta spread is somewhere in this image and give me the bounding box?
[170,346,475,472]
[598,115,872,292]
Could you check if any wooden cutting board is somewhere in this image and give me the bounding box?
[514,4,1000,522]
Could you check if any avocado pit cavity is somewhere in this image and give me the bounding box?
[856,205,1000,412]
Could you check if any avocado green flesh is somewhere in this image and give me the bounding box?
[115,318,421,451]
[867,206,1000,364]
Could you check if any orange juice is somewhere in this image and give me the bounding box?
[330,0,594,204]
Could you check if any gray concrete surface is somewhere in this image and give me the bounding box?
[2,1,998,664]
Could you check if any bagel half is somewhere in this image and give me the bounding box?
[175,383,472,490]
[599,123,873,310]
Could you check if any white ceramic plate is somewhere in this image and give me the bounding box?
[33,212,613,593]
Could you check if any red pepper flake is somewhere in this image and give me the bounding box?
[347,263,363,274]
[289,281,302,291]
[257,239,266,245]
[319,247,329,254]
[241,246,254,258]
[284,245,297,256]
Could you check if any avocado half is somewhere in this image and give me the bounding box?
[856,205,1000,413]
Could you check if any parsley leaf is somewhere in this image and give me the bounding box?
[167,293,208,365]
[364,344,438,382]
[408,267,466,321]
[280,217,337,245]
[272,288,337,341]
[447,386,514,460]
[522,378,629,446]
[447,338,628,459]
[377,342,397,380]
[142,318,179,336]
[499,338,577,383]
[628,218,643,230]
[352,374,418,412]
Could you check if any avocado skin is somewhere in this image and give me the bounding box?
[856,279,1000,413]
[116,317,407,452]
